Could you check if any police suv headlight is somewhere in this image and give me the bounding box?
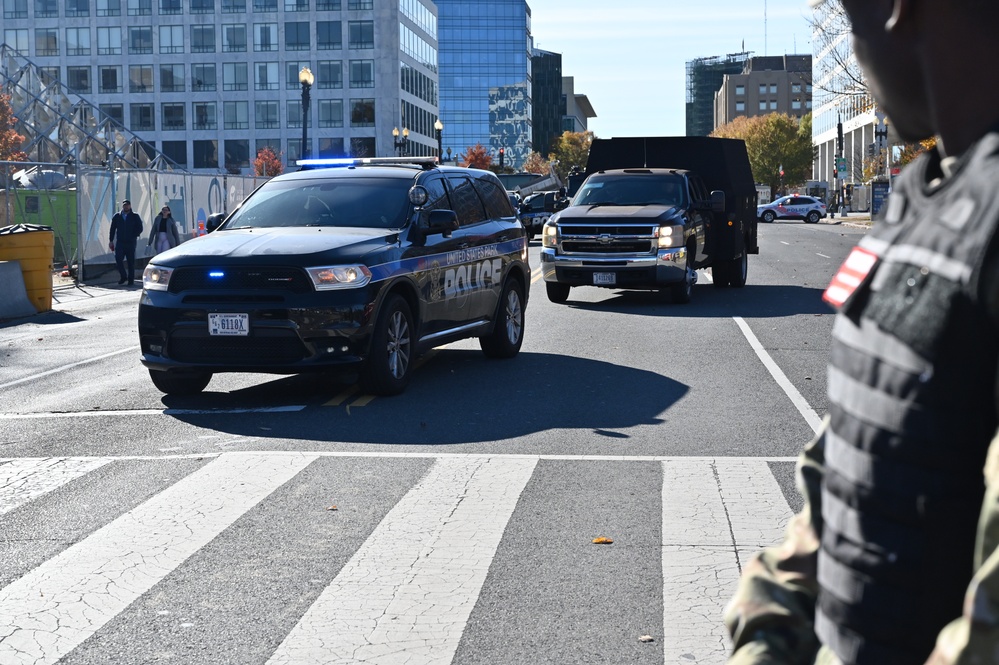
[657,225,683,248]
[142,264,173,291]
[306,264,372,290]
[542,222,559,249]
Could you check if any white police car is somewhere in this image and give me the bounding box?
[757,195,827,223]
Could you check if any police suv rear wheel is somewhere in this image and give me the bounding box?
[148,369,212,396]
[761,210,776,223]
[359,294,413,396]
[546,282,570,303]
[480,279,524,358]
[806,210,821,224]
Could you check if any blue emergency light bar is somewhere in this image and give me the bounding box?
[296,156,439,170]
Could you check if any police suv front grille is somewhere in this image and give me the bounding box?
[168,333,308,364]
[169,267,313,294]
[562,241,654,254]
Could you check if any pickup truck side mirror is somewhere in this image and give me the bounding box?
[206,212,226,233]
[543,192,557,213]
[710,190,726,213]
[425,209,459,238]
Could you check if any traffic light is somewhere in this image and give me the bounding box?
[498,148,505,168]
[867,143,876,157]
[837,121,844,156]
[779,163,785,177]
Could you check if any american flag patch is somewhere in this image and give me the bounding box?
[823,246,879,309]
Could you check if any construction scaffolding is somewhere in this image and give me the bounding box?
[685,52,751,137]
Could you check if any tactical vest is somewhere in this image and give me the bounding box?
[816,135,999,665]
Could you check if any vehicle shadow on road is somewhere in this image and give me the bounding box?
[163,351,688,446]
[564,284,832,319]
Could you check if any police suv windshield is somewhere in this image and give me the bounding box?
[572,174,687,208]
[225,177,413,230]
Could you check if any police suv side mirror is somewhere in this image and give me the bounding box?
[425,209,459,238]
[710,190,726,213]
[206,213,226,233]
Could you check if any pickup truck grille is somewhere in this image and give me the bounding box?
[557,224,658,256]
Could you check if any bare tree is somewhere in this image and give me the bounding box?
[809,4,870,102]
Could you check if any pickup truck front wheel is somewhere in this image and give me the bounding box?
[670,253,695,304]
[546,282,570,304]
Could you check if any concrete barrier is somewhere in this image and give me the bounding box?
[0,260,39,320]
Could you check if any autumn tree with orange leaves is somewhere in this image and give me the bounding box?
[253,147,284,177]
[457,143,493,170]
[0,94,28,166]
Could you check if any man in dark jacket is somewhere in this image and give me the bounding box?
[109,199,143,285]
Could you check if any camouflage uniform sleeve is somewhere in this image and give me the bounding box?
[724,417,828,665]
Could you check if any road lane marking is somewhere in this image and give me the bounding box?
[0,457,111,516]
[661,459,793,663]
[780,241,790,245]
[0,406,306,419]
[0,347,140,391]
[0,452,318,665]
[531,268,543,284]
[267,456,538,665]
[324,386,359,406]
[2,453,800,464]
[733,317,823,433]
[816,253,831,258]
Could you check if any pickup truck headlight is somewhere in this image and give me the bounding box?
[306,264,372,290]
[542,222,559,249]
[142,264,173,291]
[657,225,683,248]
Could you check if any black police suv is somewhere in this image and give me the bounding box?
[138,157,530,396]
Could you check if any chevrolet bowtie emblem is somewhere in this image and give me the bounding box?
[598,234,613,243]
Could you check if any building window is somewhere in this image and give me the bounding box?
[285,22,309,51]
[162,103,185,130]
[792,99,802,110]
[769,100,778,110]
[99,65,122,93]
[770,84,777,94]
[346,0,369,7]
[317,21,341,50]
[223,62,247,91]
[35,29,59,56]
[221,0,243,10]
[791,83,802,94]
[223,101,248,129]
[758,84,766,95]
[318,99,342,128]
[286,100,303,128]
[283,0,305,9]
[350,137,374,159]
[100,103,123,126]
[129,64,153,92]
[192,63,216,91]
[285,61,310,89]
[251,0,273,10]
[97,27,121,54]
[222,24,246,52]
[806,84,812,93]
[315,0,336,8]
[128,26,152,53]
[158,0,180,13]
[318,137,344,158]
[735,101,745,112]
[193,140,218,169]
[66,66,91,94]
[4,0,27,15]
[65,27,90,55]
[759,100,767,112]
[347,20,373,49]
[349,59,373,88]
[190,0,212,12]
[33,0,56,17]
[255,100,279,129]
[806,100,812,109]
[126,0,150,14]
[255,138,280,159]
[349,98,374,127]
[95,0,119,14]
[160,64,184,92]
[4,29,29,53]
[191,25,215,52]
[254,23,277,51]
[66,0,89,17]
[735,85,745,96]
[159,25,183,53]
[130,103,154,131]
[254,62,278,90]
[193,101,216,129]
[161,140,187,167]
[39,66,59,84]
[316,60,342,89]
[224,140,250,170]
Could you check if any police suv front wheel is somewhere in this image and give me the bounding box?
[480,279,524,358]
[148,369,212,396]
[359,294,413,396]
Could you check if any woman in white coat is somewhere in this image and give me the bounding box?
[147,206,181,254]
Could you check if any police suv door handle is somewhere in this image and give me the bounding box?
[458,243,470,249]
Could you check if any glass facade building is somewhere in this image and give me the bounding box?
[435,0,532,169]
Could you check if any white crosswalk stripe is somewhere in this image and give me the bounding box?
[0,453,796,665]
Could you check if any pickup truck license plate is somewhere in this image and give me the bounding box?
[209,313,249,336]
[593,272,616,286]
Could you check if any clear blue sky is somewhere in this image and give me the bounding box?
[529,0,816,138]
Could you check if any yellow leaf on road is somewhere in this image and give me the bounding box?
[592,536,613,544]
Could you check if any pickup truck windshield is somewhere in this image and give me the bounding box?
[572,174,687,208]
[225,177,412,230]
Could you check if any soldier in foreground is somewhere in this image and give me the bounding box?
[725,0,999,663]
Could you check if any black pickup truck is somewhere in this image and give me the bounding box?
[540,136,759,303]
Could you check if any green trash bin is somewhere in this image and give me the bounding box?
[0,224,55,312]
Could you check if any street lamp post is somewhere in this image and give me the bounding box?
[392,127,410,156]
[298,67,314,160]
[434,119,443,160]
[445,147,452,164]
[874,116,891,189]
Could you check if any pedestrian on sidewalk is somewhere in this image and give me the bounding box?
[109,199,143,285]
[724,0,999,663]
[147,205,180,255]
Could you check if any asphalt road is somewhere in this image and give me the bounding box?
[0,218,868,665]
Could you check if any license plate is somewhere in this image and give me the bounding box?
[209,313,249,336]
[593,272,616,285]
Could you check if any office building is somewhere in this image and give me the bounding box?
[530,48,561,158]
[560,76,594,134]
[685,52,750,137]
[713,55,812,130]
